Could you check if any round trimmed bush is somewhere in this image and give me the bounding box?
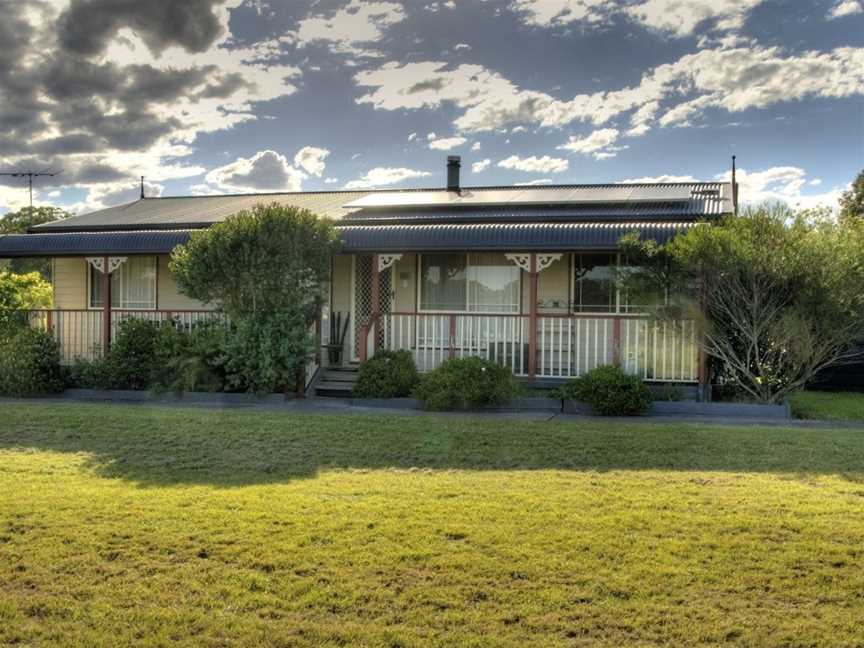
[352,350,419,398]
[553,364,653,416]
[413,356,519,411]
[0,328,64,397]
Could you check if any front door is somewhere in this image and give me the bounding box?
[351,255,393,361]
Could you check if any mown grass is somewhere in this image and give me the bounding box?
[791,390,864,421]
[1,403,863,647]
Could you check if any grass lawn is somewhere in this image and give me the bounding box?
[791,390,864,421]
[1,404,864,647]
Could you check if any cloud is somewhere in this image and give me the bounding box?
[355,46,864,136]
[0,0,300,212]
[510,0,766,37]
[429,136,467,150]
[294,0,405,57]
[497,155,569,173]
[558,128,626,159]
[453,43,472,51]
[471,142,482,151]
[515,178,553,185]
[294,146,330,177]
[623,167,845,210]
[344,167,433,189]
[471,159,491,173]
[828,0,863,19]
[205,150,306,192]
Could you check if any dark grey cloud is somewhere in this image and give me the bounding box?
[0,157,127,187]
[57,0,230,56]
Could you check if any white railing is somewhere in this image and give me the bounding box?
[384,313,528,375]
[382,312,699,382]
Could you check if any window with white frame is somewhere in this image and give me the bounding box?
[89,256,157,309]
[571,252,667,314]
[419,253,520,313]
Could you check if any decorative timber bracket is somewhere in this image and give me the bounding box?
[505,253,563,273]
[377,254,403,272]
[86,256,128,274]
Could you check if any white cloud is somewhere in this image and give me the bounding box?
[344,167,432,189]
[828,0,863,19]
[453,43,472,51]
[515,178,554,186]
[510,0,766,36]
[429,136,467,150]
[407,132,418,141]
[355,46,864,136]
[471,142,482,151]
[324,177,339,184]
[472,159,491,173]
[294,146,330,177]
[294,0,405,56]
[205,150,306,192]
[558,128,626,159]
[623,167,845,210]
[497,155,569,173]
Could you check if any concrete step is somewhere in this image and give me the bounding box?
[323,368,360,382]
[315,380,356,397]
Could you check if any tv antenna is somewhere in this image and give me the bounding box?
[0,170,60,210]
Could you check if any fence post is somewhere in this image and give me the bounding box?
[528,253,538,381]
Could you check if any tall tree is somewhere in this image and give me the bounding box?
[839,170,864,220]
[0,206,69,277]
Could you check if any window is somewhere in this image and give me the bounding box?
[420,253,520,313]
[572,253,668,314]
[89,256,157,309]
[572,253,616,313]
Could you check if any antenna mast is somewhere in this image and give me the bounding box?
[0,170,59,210]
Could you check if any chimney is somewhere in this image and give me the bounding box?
[447,156,461,192]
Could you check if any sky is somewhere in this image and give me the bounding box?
[0,0,862,216]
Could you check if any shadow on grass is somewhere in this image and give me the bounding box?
[0,402,863,487]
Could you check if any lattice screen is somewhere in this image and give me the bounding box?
[352,255,393,359]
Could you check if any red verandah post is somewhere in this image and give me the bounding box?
[101,255,111,358]
[448,314,456,359]
[528,253,538,381]
[612,317,622,366]
[370,254,381,357]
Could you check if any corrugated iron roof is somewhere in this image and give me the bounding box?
[0,221,700,256]
[0,230,194,256]
[30,182,731,233]
[337,222,701,252]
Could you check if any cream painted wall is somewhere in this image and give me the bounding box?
[331,255,352,313]
[50,255,211,311]
[52,258,87,309]
[156,256,210,310]
[393,253,416,312]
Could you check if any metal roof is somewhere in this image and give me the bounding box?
[0,221,700,256]
[0,230,194,256]
[30,182,731,233]
[343,184,709,209]
[337,222,701,252]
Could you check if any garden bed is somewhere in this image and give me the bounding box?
[53,389,791,418]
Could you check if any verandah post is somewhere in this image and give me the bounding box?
[370,254,380,357]
[101,255,111,358]
[612,317,622,366]
[528,253,538,381]
[448,314,456,359]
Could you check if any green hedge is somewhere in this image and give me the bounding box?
[353,350,419,398]
[413,357,519,411]
[552,364,653,416]
[0,328,64,397]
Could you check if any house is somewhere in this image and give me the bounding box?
[0,157,734,396]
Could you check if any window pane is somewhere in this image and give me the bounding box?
[574,253,616,313]
[89,257,157,310]
[420,254,466,311]
[467,253,520,313]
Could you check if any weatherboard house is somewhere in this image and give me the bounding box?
[0,157,733,395]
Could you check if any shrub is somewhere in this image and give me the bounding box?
[103,318,184,390]
[0,328,63,397]
[352,350,418,398]
[413,357,519,411]
[159,322,229,393]
[552,364,653,416]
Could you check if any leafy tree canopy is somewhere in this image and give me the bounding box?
[0,271,53,338]
[0,206,69,234]
[169,203,340,393]
[621,203,864,403]
[839,169,864,220]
